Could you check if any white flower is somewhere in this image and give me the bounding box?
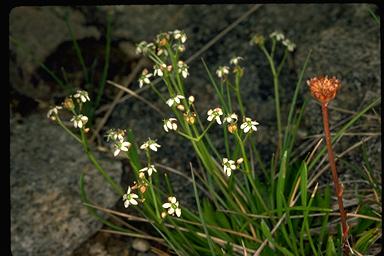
[173,30,187,43]
[136,41,155,55]
[163,118,178,132]
[177,61,189,78]
[70,114,88,129]
[166,95,185,107]
[230,56,243,66]
[188,95,195,104]
[138,69,153,88]
[222,158,236,177]
[123,187,139,208]
[154,63,166,77]
[162,196,181,217]
[47,106,62,120]
[282,39,296,52]
[240,117,259,133]
[73,90,90,103]
[113,140,131,156]
[140,138,161,152]
[216,66,230,79]
[207,107,223,125]
[224,113,238,124]
[105,128,126,142]
[139,165,157,176]
[269,31,285,41]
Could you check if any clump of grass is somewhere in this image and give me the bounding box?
[48,29,381,255]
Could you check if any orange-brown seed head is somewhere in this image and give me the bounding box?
[307,75,341,104]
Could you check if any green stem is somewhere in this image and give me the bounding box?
[56,116,82,144]
[80,130,124,195]
[261,45,282,159]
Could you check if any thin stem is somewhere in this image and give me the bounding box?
[260,46,282,159]
[321,103,349,246]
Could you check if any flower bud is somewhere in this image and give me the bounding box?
[184,112,196,125]
[227,123,238,134]
[161,211,167,219]
[176,104,185,112]
[236,158,244,165]
[139,184,147,194]
[159,38,168,47]
[139,172,145,179]
[63,97,75,111]
[188,95,195,104]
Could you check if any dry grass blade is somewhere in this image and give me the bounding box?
[100,228,165,243]
[107,80,164,117]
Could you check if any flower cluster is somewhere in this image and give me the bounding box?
[269,31,295,52]
[135,29,189,88]
[105,128,132,157]
[46,89,91,131]
[222,157,243,177]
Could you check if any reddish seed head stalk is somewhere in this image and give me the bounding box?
[308,75,349,253]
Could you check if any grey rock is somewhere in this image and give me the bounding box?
[9,6,100,99]
[10,113,122,256]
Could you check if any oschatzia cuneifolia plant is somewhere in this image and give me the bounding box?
[47,29,381,256]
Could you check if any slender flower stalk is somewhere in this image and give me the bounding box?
[307,76,349,248]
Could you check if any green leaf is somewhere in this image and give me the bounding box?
[276,151,288,216]
[326,236,337,256]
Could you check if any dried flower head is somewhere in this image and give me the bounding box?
[250,34,265,46]
[63,97,75,111]
[184,112,197,125]
[307,76,341,104]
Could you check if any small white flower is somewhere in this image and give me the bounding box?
[269,31,285,41]
[105,128,126,142]
[222,158,236,177]
[216,66,230,78]
[173,30,187,43]
[207,107,223,125]
[113,140,131,156]
[177,61,189,78]
[70,114,88,129]
[47,106,62,120]
[136,41,155,55]
[140,138,161,152]
[240,117,259,133]
[139,165,157,176]
[177,44,186,52]
[163,118,178,132]
[162,196,181,217]
[154,63,166,77]
[123,187,139,208]
[282,39,296,52]
[188,95,195,104]
[166,95,185,107]
[230,56,243,66]
[73,90,90,103]
[224,113,238,124]
[138,69,153,88]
